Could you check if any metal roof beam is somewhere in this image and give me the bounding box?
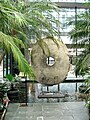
[55,2,90,9]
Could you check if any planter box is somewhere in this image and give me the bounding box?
[7,90,19,102]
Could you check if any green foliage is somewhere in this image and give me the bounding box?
[75,51,90,76]
[6,74,21,82]
[68,11,90,42]
[67,6,90,76]
[6,74,13,82]
[0,103,6,111]
[67,2,90,109]
[5,74,21,90]
[85,76,90,109]
[0,82,8,95]
[0,0,60,77]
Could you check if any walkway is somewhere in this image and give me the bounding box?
[5,102,89,120]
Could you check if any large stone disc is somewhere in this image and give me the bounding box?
[31,38,70,85]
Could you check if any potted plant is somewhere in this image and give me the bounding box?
[6,74,21,102]
[0,82,8,104]
[0,82,8,95]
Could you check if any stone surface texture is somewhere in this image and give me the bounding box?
[4,102,89,120]
[32,38,70,85]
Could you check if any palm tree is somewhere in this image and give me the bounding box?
[68,8,90,76]
[0,0,60,77]
[68,2,90,110]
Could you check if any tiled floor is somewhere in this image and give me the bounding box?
[5,102,89,120]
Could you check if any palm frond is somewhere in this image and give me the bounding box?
[0,31,34,77]
[0,0,60,78]
[67,7,90,76]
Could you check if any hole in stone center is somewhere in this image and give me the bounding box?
[46,57,55,66]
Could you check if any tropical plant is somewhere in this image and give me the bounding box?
[0,82,8,95]
[0,0,60,77]
[67,9,90,76]
[67,2,90,110]
[5,74,21,90]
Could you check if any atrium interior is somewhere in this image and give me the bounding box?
[0,0,90,120]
